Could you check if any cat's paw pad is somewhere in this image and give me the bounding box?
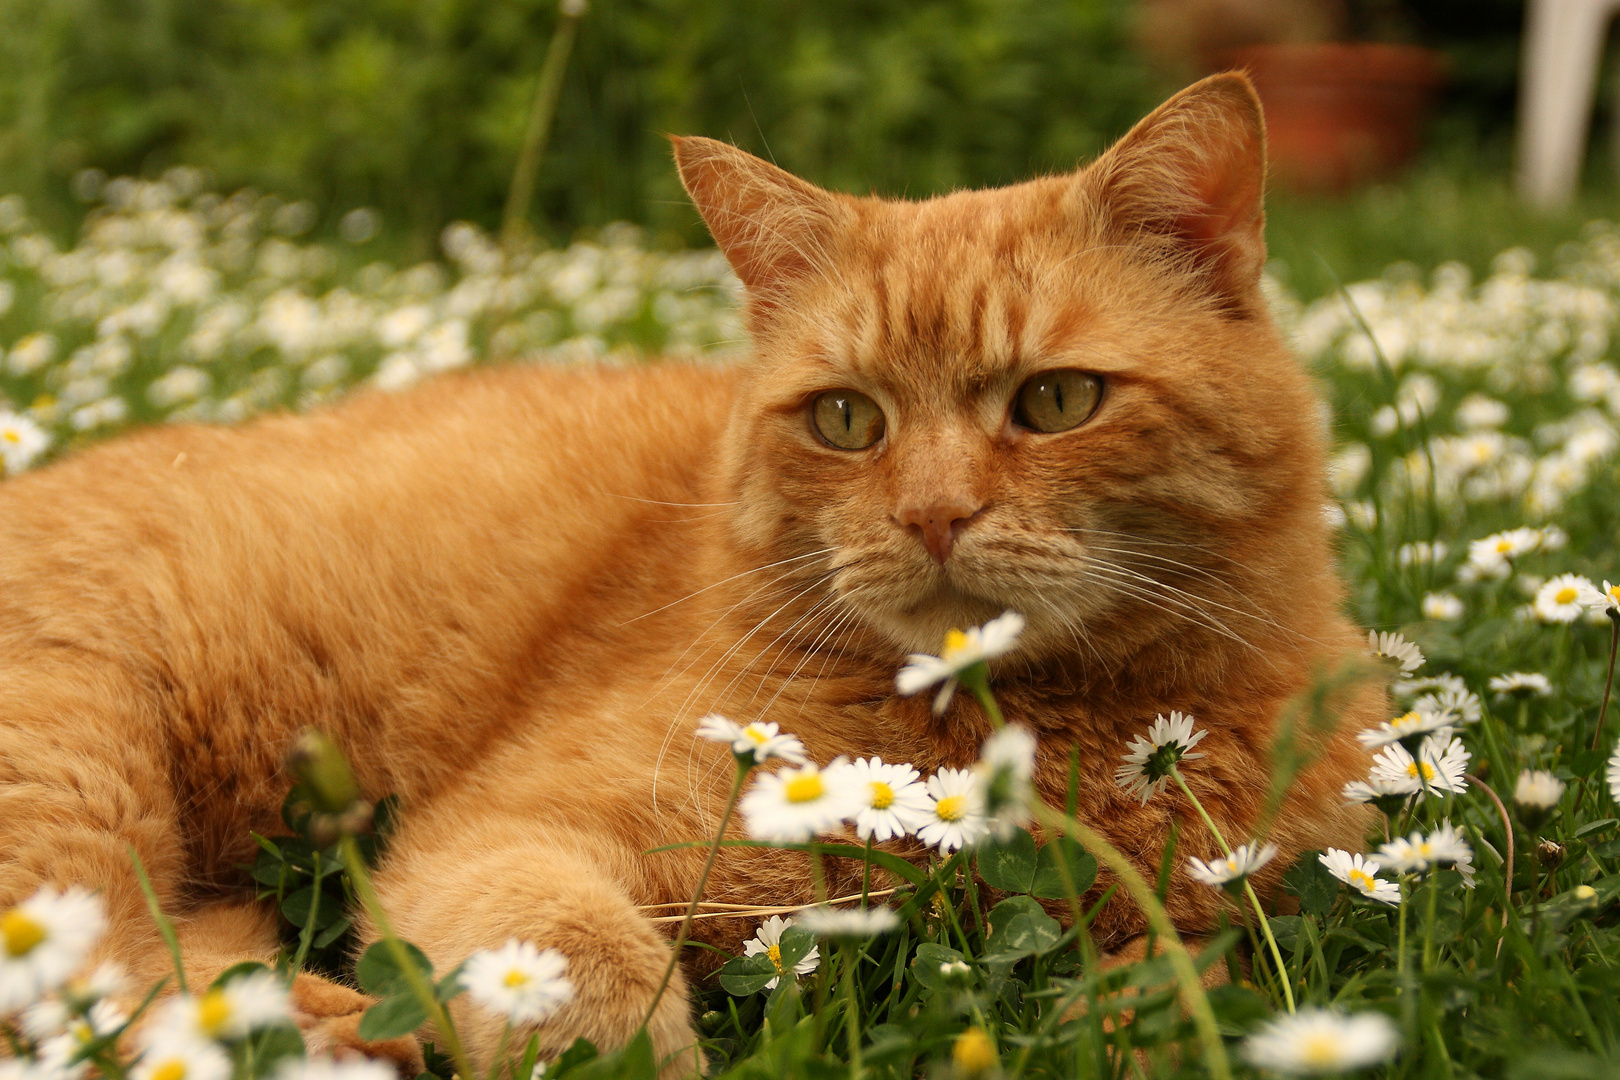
[290,973,426,1077]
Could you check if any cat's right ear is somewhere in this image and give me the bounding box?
[1081,73,1268,316]
[671,137,851,307]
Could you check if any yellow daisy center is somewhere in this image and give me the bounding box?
[942,628,972,664]
[766,943,783,973]
[936,795,966,822]
[1609,586,1620,605]
[1298,1033,1341,1068]
[504,968,531,988]
[1,909,46,958]
[1495,538,1513,553]
[150,1060,188,1080]
[1556,586,1578,605]
[743,726,769,745]
[869,781,895,810]
[785,774,825,803]
[1391,711,1421,732]
[1405,761,1436,782]
[952,1028,996,1073]
[197,989,233,1034]
[1,430,18,444]
[32,394,53,411]
[1347,868,1376,892]
[1417,842,1434,858]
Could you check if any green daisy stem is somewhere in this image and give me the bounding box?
[1422,871,1439,972]
[339,835,475,1080]
[1034,805,1232,1080]
[1169,768,1295,1014]
[643,757,749,1026]
[485,1021,513,1080]
[860,835,874,907]
[1396,880,1410,986]
[965,668,1005,728]
[1592,614,1619,751]
[841,941,864,1079]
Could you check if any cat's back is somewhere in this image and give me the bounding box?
[0,360,745,814]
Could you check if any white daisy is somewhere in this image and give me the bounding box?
[741,916,819,990]
[1318,849,1401,905]
[273,1061,398,1080]
[1341,775,1415,815]
[132,1031,232,1080]
[1186,842,1278,892]
[1242,1007,1399,1074]
[151,970,289,1041]
[461,939,574,1026]
[1396,541,1448,566]
[917,768,988,853]
[1394,673,1468,699]
[695,714,807,766]
[1466,527,1542,579]
[0,886,107,1013]
[1488,671,1553,698]
[1355,709,1453,751]
[34,999,128,1074]
[1588,580,1620,616]
[1421,593,1464,620]
[975,724,1037,838]
[895,611,1025,714]
[740,760,865,844]
[26,995,126,1043]
[1514,769,1566,811]
[1369,736,1470,797]
[0,410,50,476]
[1608,743,1620,806]
[794,906,900,940]
[1367,630,1423,675]
[831,757,933,842]
[1532,574,1603,623]
[1412,686,1481,726]
[1376,822,1473,876]
[1113,712,1208,804]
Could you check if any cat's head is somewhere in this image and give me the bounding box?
[674,74,1332,669]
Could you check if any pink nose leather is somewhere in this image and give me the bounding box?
[897,501,980,565]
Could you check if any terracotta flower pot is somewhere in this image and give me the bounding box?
[1218,42,1446,193]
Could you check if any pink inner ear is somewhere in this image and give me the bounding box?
[1174,116,1264,245]
[1180,151,1263,247]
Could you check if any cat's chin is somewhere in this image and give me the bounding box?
[859,586,1020,658]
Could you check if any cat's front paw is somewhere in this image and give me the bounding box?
[290,973,426,1077]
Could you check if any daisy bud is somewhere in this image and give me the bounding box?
[287,729,373,843]
[1513,769,1565,831]
[1536,838,1566,869]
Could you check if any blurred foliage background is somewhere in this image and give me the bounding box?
[1,0,1616,294]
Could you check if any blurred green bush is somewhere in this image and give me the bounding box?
[0,0,1162,247]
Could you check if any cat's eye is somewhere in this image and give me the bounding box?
[811,390,886,450]
[1013,370,1103,433]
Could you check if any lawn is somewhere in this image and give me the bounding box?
[5,164,1620,1079]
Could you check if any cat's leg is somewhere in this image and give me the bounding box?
[352,823,700,1080]
[0,670,192,984]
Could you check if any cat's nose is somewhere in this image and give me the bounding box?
[896,500,982,565]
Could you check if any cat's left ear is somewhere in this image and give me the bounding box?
[1082,73,1268,315]
[671,136,852,311]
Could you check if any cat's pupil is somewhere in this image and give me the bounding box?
[839,399,852,431]
[1052,381,1064,415]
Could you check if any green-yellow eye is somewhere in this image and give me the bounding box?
[1013,370,1103,433]
[811,390,885,450]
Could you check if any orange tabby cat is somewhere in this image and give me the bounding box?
[0,73,1377,1073]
